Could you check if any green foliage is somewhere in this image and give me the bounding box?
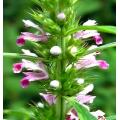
[4,0,116,119]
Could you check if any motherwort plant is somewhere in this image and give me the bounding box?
[4,0,116,120]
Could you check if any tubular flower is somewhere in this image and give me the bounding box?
[13,59,49,88]
[74,20,103,45]
[39,93,56,105]
[75,53,109,70]
[16,32,48,46]
[91,110,106,120]
[76,84,96,104]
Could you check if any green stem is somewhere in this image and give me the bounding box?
[3,53,47,62]
[56,26,66,120]
[86,42,116,55]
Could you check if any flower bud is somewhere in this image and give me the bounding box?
[57,12,66,20]
[70,46,77,55]
[37,102,44,108]
[75,78,84,84]
[50,46,62,55]
[50,80,60,88]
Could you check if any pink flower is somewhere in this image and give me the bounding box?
[16,37,25,47]
[74,20,103,45]
[20,77,30,88]
[66,109,79,120]
[75,54,98,69]
[75,54,109,70]
[97,60,109,69]
[23,71,48,81]
[74,30,100,39]
[39,93,56,105]
[76,84,96,104]
[16,32,48,46]
[93,35,103,45]
[13,63,23,73]
[76,94,96,104]
[91,110,106,120]
[13,59,49,88]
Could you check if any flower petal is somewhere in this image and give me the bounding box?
[21,32,48,42]
[22,49,37,57]
[97,60,109,69]
[90,110,105,119]
[16,37,25,47]
[78,84,94,95]
[13,63,23,73]
[93,35,103,45]
[39,93,56,105]
[22,19,43,32]
[23,71,48,81]
[76,94,96,104]
[20,77,30,88]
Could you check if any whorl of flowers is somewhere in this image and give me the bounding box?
[10,0,115,120]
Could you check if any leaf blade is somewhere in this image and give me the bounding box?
[65,26,116,35]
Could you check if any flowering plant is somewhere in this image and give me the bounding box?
[4,0,116,120]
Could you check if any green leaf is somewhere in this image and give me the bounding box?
[65,26,116,35]
[106,115,116,120]
[86,42,116,55]
[3,53,48,62]
[67,98,97,120]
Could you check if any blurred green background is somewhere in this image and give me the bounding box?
[3,0,116,119]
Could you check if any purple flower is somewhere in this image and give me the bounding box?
[13,63,23,73]
[76,94,96,104]
[75,53,98,69]
[20,77,30,88]
[93,35,103,45]
[76,84,96,104]
[66,109,79,120]
[97,60,109,69]
[16,37,26,47]
[75,53,109,70]
[39,93,56,105]
[16,32,48,46]
[90,110,106,120]
[74,20,103,45]
[23,71,48,81]
[13,59,49,88]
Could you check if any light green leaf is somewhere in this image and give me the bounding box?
[65,26,116,35]
[86,42,116,55]
[3,53,48,62]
